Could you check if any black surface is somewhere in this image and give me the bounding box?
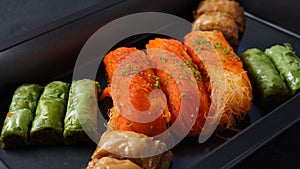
[0,0,300,169]
[233,122,300,169]
[239,0,300,35]
[0,0,100,43]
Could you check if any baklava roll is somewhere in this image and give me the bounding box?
[242,48,290,109]
[0,84,43,149]
[30,81,69,145]
[265,43,300,95]
[63,79,99,145]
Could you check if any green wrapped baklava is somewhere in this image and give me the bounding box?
[242,48,290,109]
[265,43,300,95]
[30,81,69,145]
[63,79,99,145]
[0,84,43,149]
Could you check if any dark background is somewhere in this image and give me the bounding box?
[1,0,300,43]
[0,0,300,169]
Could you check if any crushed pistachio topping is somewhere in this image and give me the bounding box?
[120,63,139,74]
[180,93,186,98]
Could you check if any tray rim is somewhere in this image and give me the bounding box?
[0,0,125,52]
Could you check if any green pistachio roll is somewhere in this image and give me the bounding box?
[30,81,69,145]
[265,43,300,95]
[241,48,290,109]
[0,84,43,149]
[63,79,99,145]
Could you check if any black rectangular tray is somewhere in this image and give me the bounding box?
[0,0,300,169]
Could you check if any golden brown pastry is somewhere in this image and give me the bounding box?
[194,0,245,33]
[192,0,245,46]
[86,157,142,169]
[192,12,239,46]
[86,130,173,169]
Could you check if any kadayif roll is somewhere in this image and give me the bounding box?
[30,81,69,145]
[0,84,43,149]
[184,31,252,130]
